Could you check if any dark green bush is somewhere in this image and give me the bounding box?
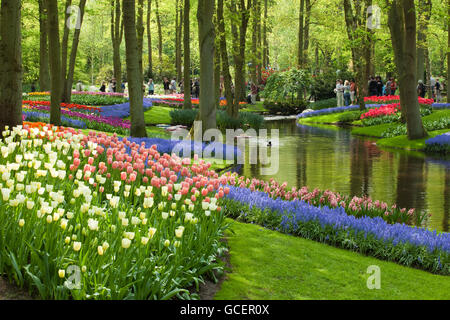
[169,109,264,131]
[169,109,198,127]
[337,111,364,123]
[263,100,307,115]
[308,98,338,110]
[310,70,354,101]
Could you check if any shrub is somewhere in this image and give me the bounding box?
[169,109,198,127]
[308,98,338,110]
[310,70,355,101]
[263,100,308,115]
[381,117,450,138]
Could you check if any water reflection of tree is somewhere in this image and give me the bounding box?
[395,155,427,217]
[349,138,373,197]
[443,169,449,232]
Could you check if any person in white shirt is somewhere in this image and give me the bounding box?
[334,79,344,107]
[170,78,177,94]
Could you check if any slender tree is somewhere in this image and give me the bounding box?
[447,0,450,102]
[155,0,163,66]
[137,0,145,79]
[303,0,311,67]
[175,0,183,82]
[0,0,23,131]
[297,0,304,67]
[218,0,235,117]
[230,0,252,106]
[61,0,73,100]
[343,0,373,110]
[38,0,51,92]
[111,0,124,92]
[147,0,153,79]
[183,0,192,109]
[123,0,147,137]
[197,0,217,131]
[46,0,62,125]
[262,0,269,69]
[387,0,427,139]
[63,0,87,102]
[416,0,432,84]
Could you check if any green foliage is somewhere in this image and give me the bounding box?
[263,100,308,115]
[24,94,129,106]
[169,109,264,130]
[169,109,198,127]
[337,110,365,123]
[262,68,311,105]
[381,118,450,138]
[311,70,354,100]
[308,98,337,110]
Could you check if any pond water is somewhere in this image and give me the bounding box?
[237,120,450,232]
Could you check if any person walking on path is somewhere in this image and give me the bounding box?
[343,80,351,106]
[193,78,200,98]
[350,79,357,105]
[170,78,177,94]
[434,78,442,102]
[250,82,258,104]
[390,78,397,95]
[335,79,344,107]
[368,76,378,96]
[163,77,171,95]
[417,80,426,98]
[148,79,155,96]
[76,80,83,92]
[100,82,106,93]
[376,76,383,96]
[385,78,392,96]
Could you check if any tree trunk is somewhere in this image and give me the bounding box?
[256,0,262,84]
[197,0,217,131]
[155,0,163,67]
[111,0,123,92]
[123,0,147,137]
[38,0,51,92]
[297,0,304,67]
[46,0,62,126]
[64,0,87,103]
[387,0,426,140]
[448,0,450,102]
[218,0,236,117]
[175,0,183,82]
[183,0,192,109]
[137,0,145,82]
[60,0,72,102]
[343,0,371,111]
[233,0,252,109]
[416,0,432,83]
[0,0,23,131]
[147,0,153,79]
[262,0,268,69]
[303,0,311,67]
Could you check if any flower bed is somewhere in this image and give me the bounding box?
[0,125,228,299]
[364,95,434,105]
[425,132,450,154]
[24,104,131,135]
[24,93,128,106]
[23,100,101,113]
[297,105,363,119]
[222,186,449,274]
[99,99,153,118]
[218,173,427,225]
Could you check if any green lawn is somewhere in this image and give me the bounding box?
[215,219,450,300]
[376,129,449,151]
[352,109,450,138]
[299,113,348,125]
[125,106,173,125]
[240,101,268,113]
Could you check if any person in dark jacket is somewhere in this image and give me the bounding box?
[376,76,383,96]
[417,80,426,98]
[368,76,378,96]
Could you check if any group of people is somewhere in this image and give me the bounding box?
[334,79,357,107]
[417,78,443,102]
[335,76,398,107]
[368,76,398,97]
[155,77,200,98]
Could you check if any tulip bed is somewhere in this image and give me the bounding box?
[25,92,129,106]
[219,174,428,226]
[0,125,230,300]
[221,186,450,275]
